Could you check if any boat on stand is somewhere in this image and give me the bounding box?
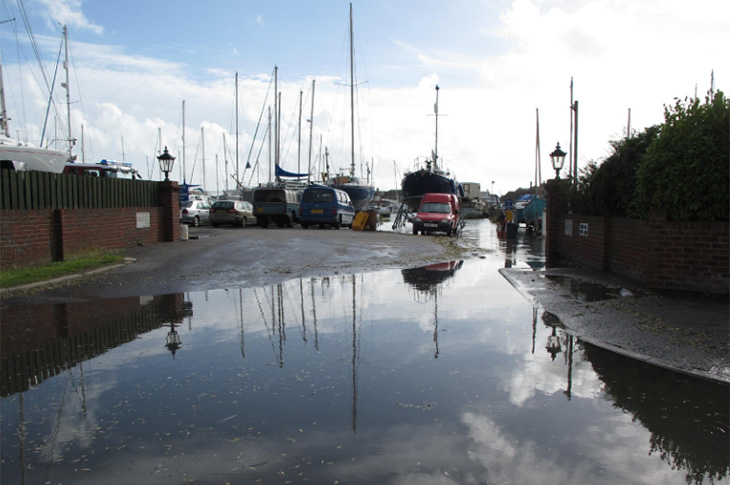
[400,85,462,213]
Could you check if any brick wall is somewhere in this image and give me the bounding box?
[546,183,729,294]
[0,181,179,270]
[0,210,56,268]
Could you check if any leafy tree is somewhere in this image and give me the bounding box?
[574,126,659,217]
[632,91,729,221]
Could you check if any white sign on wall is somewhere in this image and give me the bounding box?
[136,212,151,229]
[564,219,573,236]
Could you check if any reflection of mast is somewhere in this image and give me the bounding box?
[239,289,245,359]
[310,279,319,351]
[432,289,439,359]
[351,275,358,434]
[276,285,285,368]
[18,393,26,484]
[300,279,307,343]
[253,287,279,361]
[564,335,574,401]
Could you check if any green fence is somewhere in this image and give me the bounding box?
[0,169,161,210]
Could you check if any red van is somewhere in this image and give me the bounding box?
[412,193,461,236]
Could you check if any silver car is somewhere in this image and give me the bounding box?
[209,200,257,227]
[180,199,210,226]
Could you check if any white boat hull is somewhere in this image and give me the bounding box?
[0,139,68,173]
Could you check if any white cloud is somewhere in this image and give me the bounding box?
[37,0,104,35]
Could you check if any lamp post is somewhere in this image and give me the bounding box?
[549,143,566,179]
[157,146,176,181]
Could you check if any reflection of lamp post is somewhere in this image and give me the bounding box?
[165,322,182,357]
[546,327,561,361]
[157,146,176,181]
[549,143,566,179]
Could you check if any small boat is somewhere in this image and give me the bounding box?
[522,196,546,231]
[400,86,462,212]
[0,136,69,173]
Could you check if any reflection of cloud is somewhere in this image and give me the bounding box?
[461,412,678,485]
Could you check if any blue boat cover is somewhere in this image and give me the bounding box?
[275,164,309,178]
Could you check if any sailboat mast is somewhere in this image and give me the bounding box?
[434,85,439,169]
[535,108,541,196]
[223,132,228,193]
[182,100,186,185]
[307,79,316,184]
[235,72,239,184]
[349,3,355,177]
[201,126,206,190]
[0,55,9,137]
[63,25,74,159]
[298,89,302,174]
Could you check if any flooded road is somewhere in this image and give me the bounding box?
[1,220,728,484]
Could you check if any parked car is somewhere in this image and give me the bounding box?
[209,200,257,227]
[180,199,210,226]
[412,192,460,236]
[253,187,301,228]
[298,186,356,229]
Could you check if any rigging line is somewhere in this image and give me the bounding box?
[245,120,269,186]
[253,287,279,360]
[39,36,63,147]
[244,70,274,169]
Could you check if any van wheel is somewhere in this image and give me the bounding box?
[447,229,453,237]
[333,217,341,229]
[301,223,309,229]
[241,217,247,228]
[412,226,418,235]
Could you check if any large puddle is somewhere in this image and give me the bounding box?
[1,220,728,484]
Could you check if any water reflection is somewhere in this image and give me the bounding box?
[402,261,464,359]
[0,259,727,484]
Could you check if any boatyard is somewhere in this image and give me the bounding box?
[1,1,728,484]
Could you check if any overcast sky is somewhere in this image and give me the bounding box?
[1,0,725,193]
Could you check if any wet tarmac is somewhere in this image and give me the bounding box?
[1,219,728,484]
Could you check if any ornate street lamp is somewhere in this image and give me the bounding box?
[546,327,562,361]
[549,143,566,179]
[157,146,176,181]
[165,322,182,358]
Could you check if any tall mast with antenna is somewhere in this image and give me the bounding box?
[434,85,440,170]
[349,3,355,177]
[62,25,75,159]
[235,72,239,184]
[307,79,316,184]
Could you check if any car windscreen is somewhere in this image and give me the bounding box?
[302,190,334,203]
[420,202,451,214]
[181,201,193,208]
[212,201,234,209]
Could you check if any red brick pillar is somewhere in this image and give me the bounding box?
[545,179,570,263]
[159,181,180,242]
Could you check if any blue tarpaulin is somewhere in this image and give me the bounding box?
[275,164,309,178]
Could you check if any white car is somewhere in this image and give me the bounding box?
[180,199,210,226]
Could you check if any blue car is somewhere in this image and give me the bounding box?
[299,186,356,229]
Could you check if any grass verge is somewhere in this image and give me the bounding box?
[0,252,125,289]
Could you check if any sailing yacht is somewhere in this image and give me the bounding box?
[326,3,375,212]
[0,26,71,173]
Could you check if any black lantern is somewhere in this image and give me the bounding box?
[549,143,566,179]
[165,322,182,358]
[157,146,176,181]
